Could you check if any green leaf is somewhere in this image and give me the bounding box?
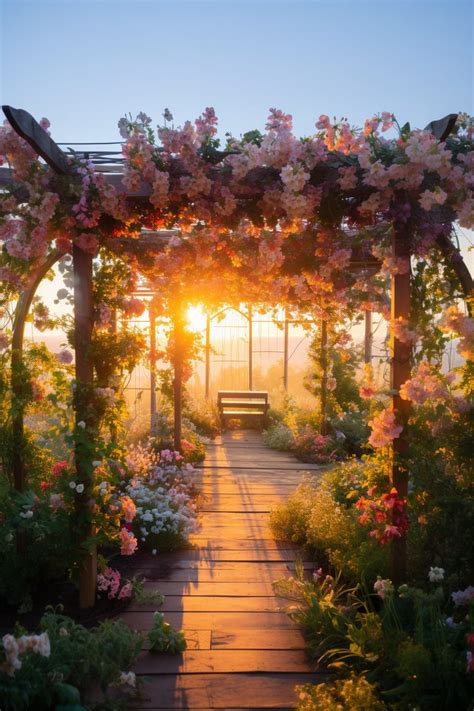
[54,682,81,704]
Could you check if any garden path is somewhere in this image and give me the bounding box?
[122,430,327,709]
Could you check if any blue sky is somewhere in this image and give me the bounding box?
[1,0,472,144]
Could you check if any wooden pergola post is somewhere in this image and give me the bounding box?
[390,229,412,584]
[320,318,328,435]
[248,304,253,390]
[149,305,157,434]
[172,304,185,451]
[364,310,373,364]
[72,243,97,609]
[205,313,211,400]
[283,310,289,391]
[10,251,60,493]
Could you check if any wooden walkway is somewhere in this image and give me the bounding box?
[123,430,325,709]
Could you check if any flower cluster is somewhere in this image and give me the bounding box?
[439,305,474,360]
[373,576,394,599]
[356,486,409,545]
[97,567,133,600]
[368,408,403,448]
[1,108,472,324]
[124,454,199,551]
[1,631,50,676]
[399,361,450,404]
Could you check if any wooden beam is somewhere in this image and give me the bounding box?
[205,314,211,400]
[423,113,458,141]
[364,310,373,364]
[172,305,185,451]
[72,243,97,608]
[248,305,253,391]
[10,251,61,492]
[2,105,71,174]
[283,310,289,391]
[390,228,412,584]
[149,305,157,434]
[320,319,328,435]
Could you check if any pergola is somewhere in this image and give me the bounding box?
[1,105,472,607]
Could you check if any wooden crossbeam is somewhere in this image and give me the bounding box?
[2,105,72,174]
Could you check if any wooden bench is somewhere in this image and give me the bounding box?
[217,390,270,428]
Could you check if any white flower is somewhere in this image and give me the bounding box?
[69,481,76,489]
[77,421,86,429]
[93,461,102,467]
[75,483,84,494]
[152,549,157,555]
[5,533,13,542]
[59,627,69,637]
[119,670,136,687]
[428,566,445,583]
[373,576,394,600]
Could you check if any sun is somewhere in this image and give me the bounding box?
[186,304,208,332]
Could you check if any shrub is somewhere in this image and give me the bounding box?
[296,673,385,711]
[270,474,387,585]
[330,410,370,457]
[0,610,143,710]
[292,428,340,464]
[148,612,187,654]
[262,423,294,451]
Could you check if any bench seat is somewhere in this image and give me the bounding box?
[217,390,270,428]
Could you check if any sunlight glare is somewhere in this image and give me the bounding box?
[186,304,208,333]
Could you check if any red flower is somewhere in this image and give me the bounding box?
[52,461,68,478]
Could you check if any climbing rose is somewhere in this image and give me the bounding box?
[368,408,403,448]
[120,527,138,556]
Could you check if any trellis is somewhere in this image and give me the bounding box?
[1,106,472,608]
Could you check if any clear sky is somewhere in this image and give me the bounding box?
[1,0,472,144]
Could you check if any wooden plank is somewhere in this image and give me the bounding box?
[123,563,292,579]
[124,568,298,583]
[132,673,324,708]
[141,549,303,563]
[144,581,283,597]
[121,611,296,631]
[211,628,306,650]
[131,595,286,613]
[134,649,313,674]
[187,538,297,550]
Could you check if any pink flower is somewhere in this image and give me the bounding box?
[359,384,375,400]
[393,317,419,346]
[74,232,98,254]
[368,408,403,448]
[120,527,138,556]
[118,582,133,599]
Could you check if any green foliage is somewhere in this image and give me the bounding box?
[331,410,370,457]
[0,487,76,607]
[262,422,294,451]
[183,403,220,439]
[296,673,385,711]
[305,326,363,422]
[0,610,143,710]
[270,472,388,585]
[147,612,187,654]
